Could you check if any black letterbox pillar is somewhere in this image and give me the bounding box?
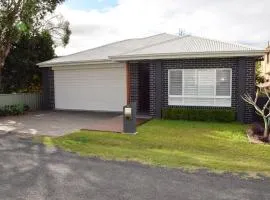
[123,102,137,134]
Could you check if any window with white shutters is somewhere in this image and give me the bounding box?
[169,70,182,95]
[168,68,231,107]
[183,69,197,95]
[216,69,231,96]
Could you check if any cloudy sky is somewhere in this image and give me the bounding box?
[55,0,270,56]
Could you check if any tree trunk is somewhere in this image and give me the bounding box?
[263,117,269,138]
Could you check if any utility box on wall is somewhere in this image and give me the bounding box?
[123,102,136,134]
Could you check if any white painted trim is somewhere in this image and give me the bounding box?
[38,59,120,68]
[52,63,125,71]
[38,50,265,68]
[168,100,231,107]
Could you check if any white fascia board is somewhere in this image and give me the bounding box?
[52,62,125,71]
[110,50,266,61]
[38,59,119,68]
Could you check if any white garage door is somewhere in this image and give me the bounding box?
[53,63,126,112]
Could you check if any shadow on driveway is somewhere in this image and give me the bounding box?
[0,132,270,200]
[0,111,120,136]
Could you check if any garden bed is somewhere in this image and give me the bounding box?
[246,123,270,144]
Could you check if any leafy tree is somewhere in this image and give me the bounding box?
[0,0,71,87]
[256,61,264,84]
[2,31,55,93]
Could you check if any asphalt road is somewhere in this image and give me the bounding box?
[0,132,270,200]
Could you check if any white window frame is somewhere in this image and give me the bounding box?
[168,68,232,107]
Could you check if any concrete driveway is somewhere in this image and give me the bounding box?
[0,133,270,200]
[0,111,119,136]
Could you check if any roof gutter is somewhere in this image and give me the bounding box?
[109,50,266,61]
[37,59,119,67]
[38,50,266,67]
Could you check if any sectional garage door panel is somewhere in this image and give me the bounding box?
[54,64,126,112]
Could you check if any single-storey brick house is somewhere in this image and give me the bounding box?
[38,33,265,123]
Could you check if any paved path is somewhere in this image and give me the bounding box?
[0,132,270,200]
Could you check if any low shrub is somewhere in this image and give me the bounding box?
[0,104,27,116]
[162,108,236,122]
[24,104,30,112]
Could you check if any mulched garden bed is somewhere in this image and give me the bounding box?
[246,123,270,144]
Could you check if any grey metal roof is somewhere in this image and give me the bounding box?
[110,35,265,60]
[39,33,265,66]
[38,33,178,66]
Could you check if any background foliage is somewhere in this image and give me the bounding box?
[0,0,70,92]
[256,61,264,84]
[2,31,55,93]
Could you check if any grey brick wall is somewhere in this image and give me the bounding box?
[41,67,55,109]
[128,62,158,117]
[149,63,157,116]
[242,57,256,123]
[128,63,139,109]
[161,57,256,123]
[128,57,256,123]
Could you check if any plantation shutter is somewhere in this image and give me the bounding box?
[198,69,215,96]
[169,70,182,95]
[183,69,197,95]
[216,69,231,96]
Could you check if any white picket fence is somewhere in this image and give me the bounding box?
[0,93,43,110]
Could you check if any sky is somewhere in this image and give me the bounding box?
[54,0,270,56]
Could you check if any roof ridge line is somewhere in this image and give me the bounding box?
[55,38,138,59]
[50,33,171,61]
[136,32,168,40]
[119,34,189,55]
[38,33,174,65]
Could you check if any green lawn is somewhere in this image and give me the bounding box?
[41,120,270,176]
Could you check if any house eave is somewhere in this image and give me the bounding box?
[109,51,266,61]
[37,59,119,67]
[38,50,265,67]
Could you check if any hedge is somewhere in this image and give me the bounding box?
[0,104,28,116]
[162,108,236,122]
